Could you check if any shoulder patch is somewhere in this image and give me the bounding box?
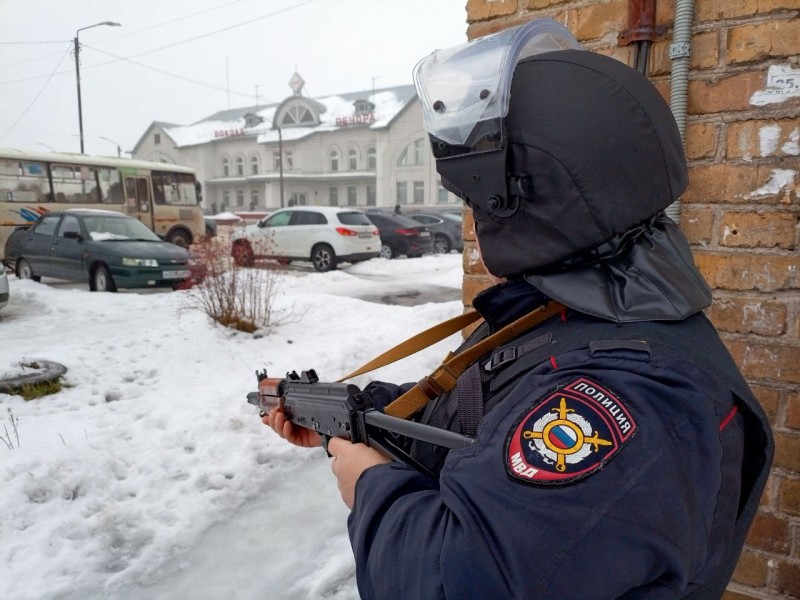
[505,377,637,486]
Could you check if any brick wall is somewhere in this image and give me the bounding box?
[462,1,799,598]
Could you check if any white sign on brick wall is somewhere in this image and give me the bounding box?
[750,64,800,106]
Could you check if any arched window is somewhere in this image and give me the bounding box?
[329,150,339,172]
[397,139,425,166]
[251,155,259,175]
[282,105,314,126]
[347,148,358,171]
[222,158,230,177]
[366,147,376,170]
[236,157,244,176]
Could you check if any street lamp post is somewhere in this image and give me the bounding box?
[99,136,122,157]
[74,21,121,154]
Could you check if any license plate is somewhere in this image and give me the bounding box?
[163,269,191,279]
[358,232,372,238]
[419,231,430,237]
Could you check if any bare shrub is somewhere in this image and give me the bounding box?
[183,235,284,333]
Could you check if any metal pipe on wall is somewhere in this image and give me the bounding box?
[666,0,695,223]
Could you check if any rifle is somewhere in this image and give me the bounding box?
[247,368,474,478]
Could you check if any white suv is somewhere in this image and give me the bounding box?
[230,206,380,272]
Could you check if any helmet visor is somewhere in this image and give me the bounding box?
[413,18,580,149]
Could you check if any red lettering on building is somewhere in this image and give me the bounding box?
[335,113,376,127]
[214,128,246,138]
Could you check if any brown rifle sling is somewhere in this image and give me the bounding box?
[338,301,566,420]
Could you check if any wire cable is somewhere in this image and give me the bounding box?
[0,0,244,69]
[0,47,72,139]
[82,44,263,101]
[0,0,316,85]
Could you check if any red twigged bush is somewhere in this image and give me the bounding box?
[182,236,283,333]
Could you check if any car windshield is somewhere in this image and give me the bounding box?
[83,216,161,241]
[337,211,373,226]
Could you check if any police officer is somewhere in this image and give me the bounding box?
[267,19,773,600]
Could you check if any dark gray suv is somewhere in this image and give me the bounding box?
[406,212,463,254]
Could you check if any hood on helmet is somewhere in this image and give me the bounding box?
[425,45,711,321]
[454,49,688,276]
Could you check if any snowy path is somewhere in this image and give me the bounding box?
[116,457,358,600]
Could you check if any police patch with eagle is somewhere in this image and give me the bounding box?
[505,378,637,485]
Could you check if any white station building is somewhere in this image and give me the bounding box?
[131,74,457,215]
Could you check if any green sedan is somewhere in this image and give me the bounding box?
[3,209,196,292]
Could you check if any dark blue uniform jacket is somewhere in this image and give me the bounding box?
[348,280,773,600]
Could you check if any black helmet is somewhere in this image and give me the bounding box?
[415,20,710,321]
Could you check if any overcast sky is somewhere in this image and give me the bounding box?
[0,0,468,157]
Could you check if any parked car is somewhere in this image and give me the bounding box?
[203,216,218,238]
[405,212,463,254]
[0,269,8,311]
[230,206,380,272]
[364,213,435,259]
[3,209,195,292]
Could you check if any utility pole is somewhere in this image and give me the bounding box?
[74,21,121,153]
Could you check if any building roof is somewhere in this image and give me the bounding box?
[152,84,418,149]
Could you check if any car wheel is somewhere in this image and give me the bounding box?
[380,243,395,259]
[17,258,41,282]
[433,235,451,254]
[167,229,191,248]
[311,244,337,272]
[92,265,117,293]
[232,241,255,267]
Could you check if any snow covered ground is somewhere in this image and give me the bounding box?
[0,254,465,600]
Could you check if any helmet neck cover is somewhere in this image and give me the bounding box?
[414,22,711,321]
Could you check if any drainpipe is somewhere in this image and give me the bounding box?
[617,0,665,76]
[666,0,695,223]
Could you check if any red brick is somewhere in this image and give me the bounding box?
[719,212,797,249]
[463,274,490,307]
[728,19,800,64]
[725,338,800,384]
[744,511,790,553]
[467,14,530,38]
[683,164,759,204]
[680,207,715,245]
[779,477,800,516]
[787,391,800,430]
[707,297,787,335]
[732,549,770,587]
[462,242,485,276]
[686,121,718,161]
[772,431,800,471]
[697,0,791,22]
[526,0,570,9]
[689,71,768,115]
[775,559,800,598]
[750,384,781,424]
[759,474,777,509]
[463,209,475,242]
[566,1,627,42]
[721,590,761,600]
[694,253,797,292]
[467,0,518,21]
[727,118,800,161]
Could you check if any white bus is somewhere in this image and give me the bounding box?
[0,148,204,259]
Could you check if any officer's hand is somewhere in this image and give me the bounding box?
[263,407,322,448]
[328,437,390,509]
